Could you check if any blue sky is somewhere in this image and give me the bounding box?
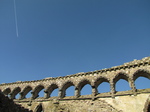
[0,0,150,96]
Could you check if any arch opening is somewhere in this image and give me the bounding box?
[66,86,75,96]
[38,89,45,98]
[80,84,92,95]
[113,73,129,85]
[33,85,45,99]
[97,82,110,93]
[22,86,32,99]
[47,84,59,98]
[78,80,92,96]
[61,81,74,97]
[115,79,131,92]
[95,77,110,93]
[11,87,21,99]
[135,76,150,89]
[133,70,150,81]
[15,93,20,99]
[26,90,32,98]
[50,88,58,97]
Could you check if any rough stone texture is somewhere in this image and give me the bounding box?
[0,57,150,112]
[18,99,120,112]
[0,92,32,112]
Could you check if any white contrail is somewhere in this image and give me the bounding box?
[14,0,19,37]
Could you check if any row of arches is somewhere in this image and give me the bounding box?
[2,74,149,99]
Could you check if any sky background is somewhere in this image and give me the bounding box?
[0,0,150,97]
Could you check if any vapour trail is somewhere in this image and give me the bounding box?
[14,0,18,37]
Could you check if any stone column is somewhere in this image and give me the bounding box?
[110,80,115,98]
[92,86,98,96]
[92,86,98,100]
[31,91,38,99]
[75,87,80,98]
[44,90,49,99]
[129,78,137,95]
[58,90,62,98]
[19,92,25,100]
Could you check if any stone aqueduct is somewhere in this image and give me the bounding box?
[0,57,150,112]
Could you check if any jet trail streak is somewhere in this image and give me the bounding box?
[14,0,18,37]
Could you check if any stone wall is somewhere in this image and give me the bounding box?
[13,91,150,112]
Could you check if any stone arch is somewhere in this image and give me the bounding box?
[10,87,21,99]
[113,72,130,92]
[143,95,150,112]
[133,69,150,81]
[32,85,45,99]
[61,81,75,97]
[3,88,11,96]
[94,77,110,93]
[34,103,44,112]
[20,86,32,99]
[94,76,109,88]
[45,83,59,98]
[113,72,129,84]
[133,69,150,90]
[77,79,92,96]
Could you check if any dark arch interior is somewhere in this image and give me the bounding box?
[78,80,91,90]
[113,73,128,84]
[12,87,21,99]
[3,88,11,95]
[95,78,109,87]
[36,104,43,112]
[147,103,150,112]
[133,70,150,81]
[34,85,45,98]
[23,86,32,98]
[47,84,58,97]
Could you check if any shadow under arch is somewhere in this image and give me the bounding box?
[95,77,110,93]
[3,88,11,96]
[143,95,150,112]
[32,85,45,99]
[133,69,150,81]
[21,86,32,99]
[46,83,59,98]
[133,69,150,90]
[77,79,92,96]
[61,81,75,97]
[34,103,44,112]
[113,72,130,92]
[11,87,21,99]
[113,72,129,84]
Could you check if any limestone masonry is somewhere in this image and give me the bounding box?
[0,57,150,112]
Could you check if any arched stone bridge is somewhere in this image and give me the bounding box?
[0,57,150,112]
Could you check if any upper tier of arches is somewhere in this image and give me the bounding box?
[0,68,150,100]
